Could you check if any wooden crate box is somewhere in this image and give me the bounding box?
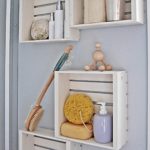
[19,0,79,43]
[55,71,128,150]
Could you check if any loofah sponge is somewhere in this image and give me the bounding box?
[64,94,94,125]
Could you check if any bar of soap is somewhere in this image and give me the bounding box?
[61,122,93,140]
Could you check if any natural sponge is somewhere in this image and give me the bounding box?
[64,94,94,124]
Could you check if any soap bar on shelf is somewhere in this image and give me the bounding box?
[61,122,93,140]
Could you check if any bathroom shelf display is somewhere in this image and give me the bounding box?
[19,0,79,43]
[55,71,128,150]
[70,0,144,29]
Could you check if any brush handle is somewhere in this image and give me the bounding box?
[35,72,54,106]
[35,45,73,106]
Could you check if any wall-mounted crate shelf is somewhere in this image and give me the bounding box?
[19,128,75,150]
[19,0,143,43]
[70,0,144,29]
[19,0,79,43]
[55,71,128,150]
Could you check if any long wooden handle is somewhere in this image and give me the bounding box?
[35,45,73,106]
[35,72,54,106]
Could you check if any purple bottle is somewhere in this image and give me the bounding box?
[93,102,112,144]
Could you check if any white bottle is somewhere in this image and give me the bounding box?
[55,0,64,39]
[49,12,55,39]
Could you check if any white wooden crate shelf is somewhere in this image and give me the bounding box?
[19,0,79,43]
[19,0,143,43]
[70,0,144,29]
[19,128,72,150]
[55,71,128,150]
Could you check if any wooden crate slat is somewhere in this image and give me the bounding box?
[34,136,66,150]
[34,5,56,16]
[34,15,51,21]
[70,81,113,93]
[34,0,65,7]
[70,74,113,82]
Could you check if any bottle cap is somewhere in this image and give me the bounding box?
[99,102,107,115]
[50,12,54,21]
[56,0,63,10]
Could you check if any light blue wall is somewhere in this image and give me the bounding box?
[0,0,6,149]
[18,9,147,150]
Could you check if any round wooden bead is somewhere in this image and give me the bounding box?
[93,51,104,61]
[98,65,106,71]
[84,65,91,71]
[106,65,112,71]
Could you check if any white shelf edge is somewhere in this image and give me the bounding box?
[56,70,126,74]
[56,135,114,150]
[19,38,79,44]
[71,20,143,30]
[19,128,67,142]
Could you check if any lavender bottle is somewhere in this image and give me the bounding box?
[93,102,113,144]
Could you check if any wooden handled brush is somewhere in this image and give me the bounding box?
[25,45,73,131]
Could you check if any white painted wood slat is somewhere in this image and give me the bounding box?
[34,0,65,6]
[70,74,113,82]
[34,5,56,16]
[34,136,66,150]
[70,81,113,93]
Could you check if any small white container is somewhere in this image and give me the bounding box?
[106,0,125,21]
[55,0,64,39]
[49,12,55,39]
